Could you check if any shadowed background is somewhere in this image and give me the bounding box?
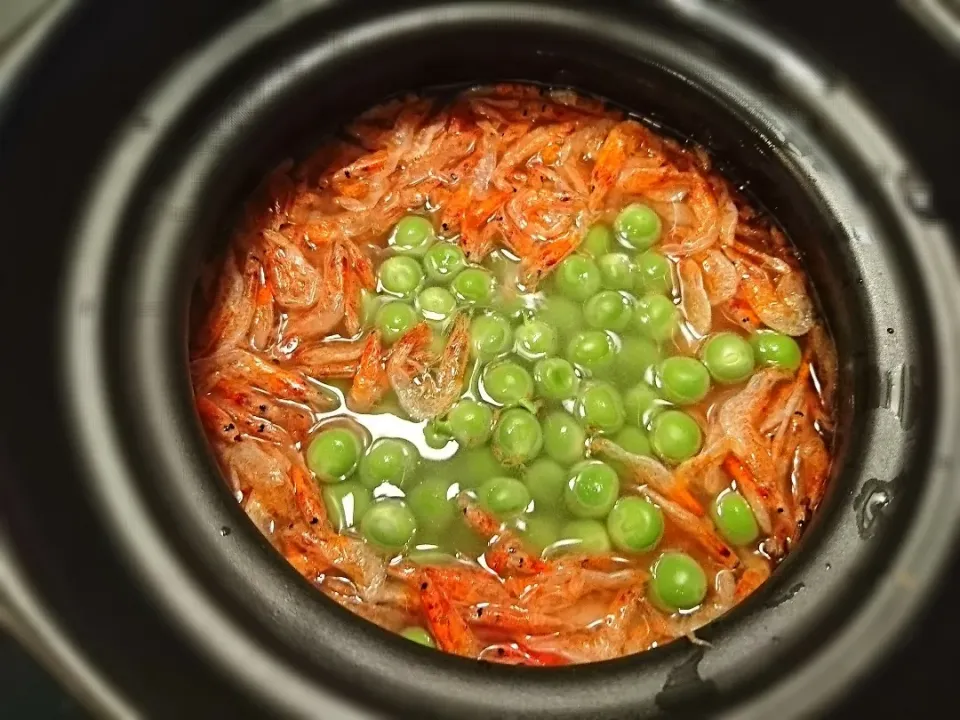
[0,0,956,717]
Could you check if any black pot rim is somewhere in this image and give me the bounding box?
[20,0,960,717]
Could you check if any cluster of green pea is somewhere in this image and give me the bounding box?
[302,205,807,614]
[365,214,498,344]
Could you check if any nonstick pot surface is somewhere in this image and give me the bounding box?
[3,1,960,718]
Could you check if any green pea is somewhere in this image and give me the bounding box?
[541,411,586,466]
[634,251,673,295]
[575,381,626,434]
[554,255,602,302]
[711,490,760,546]
[567,330,617,376]
[478,476,532,516]
[584,290,634,332]
[612,426,652,456]
[445,399,494,448]
[483,361,535,409]
[650,410,703,465]
[360,288,381,329]
[533,357,581,401]
[400,627,435,647]
[624,383,664,428]
[701,332,756,384]
[416,286,457,323]
[322,480,372,532]
[450,447,514,490]
[607,497,664,553]
[515,319,559,361]
[564,460,620,519]
[358,438,420,489]
[407,477,457,533]
[390,215,436,256]
[470,312,513,360]
[615,336,661,387]
[375,301,420,344]
[495,293,527,324]
[451,267,496,306]
[493,408,543,466]
[634,294,679,344]
[657,356,711,406]
[597,252,635,291]
[307,428,363,483]
[523,458,567,510]
[360,499,417,552]
[558,519,612,555]
[538,295,585,342]
[615,203,662,250]
[750,330,802,372]
[379,256,424,297]
[582,224,614,257]
[423,421,451,450]
[422,242,466,284]
[515,512,560,554]
[650,552,707,611]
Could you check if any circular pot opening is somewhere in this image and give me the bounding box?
[63,2,960,718]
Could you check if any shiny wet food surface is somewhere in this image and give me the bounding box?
[190,84,836,665]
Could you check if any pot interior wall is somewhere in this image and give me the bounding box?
[72,4,940,718]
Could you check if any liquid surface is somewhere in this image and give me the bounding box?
[190,84,838,664]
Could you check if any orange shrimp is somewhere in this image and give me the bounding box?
[259,229,321,309]
[517,230,581,289]
[460,189,512,261]
[337,239,376,337]
[347,331,390,411]
[387,314,471,421]
[729,251,814,337]
[403,563,513,606]
[458,496,547,577]
[506,563,644,614]
[698,248,739,305]
[721,455,793,554]
[480,643,570,667]
[197,392,292,447]
[523,583,660,663]
[203,436,384,594]
[280,241,347,348]
[678,258,712,336]
[240,161,297,234]
[292,335,368,379]
[192,252,258,358]
[589,437,705,516]
[661,177,720,256]
[420,568,479,657]
[589,120,645,210]
[721,295,763,333]
[777,388,832,524]
[639,486,739,570]
[288,462,386,596]
[209,376,315,440]
[192,348,334,411]
[495,122,577,191]
[715,369,793,533]
[462,603,574,635]
[248,266,277,351]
